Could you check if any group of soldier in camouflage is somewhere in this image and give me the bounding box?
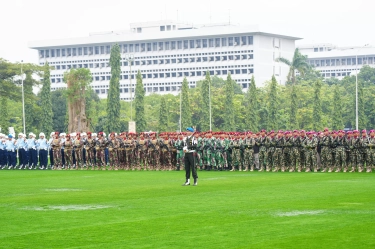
[2,128,375,173]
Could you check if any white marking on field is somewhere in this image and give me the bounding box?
[45,188,83,192]
[339,202,364,205]
[276,210,325,217]
[21,204,113,211]
[204,177,227,181]
[328,180,360,183]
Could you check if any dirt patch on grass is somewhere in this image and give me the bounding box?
[44,188,83,192]
[276,210,325,217]
[21,204,113,211]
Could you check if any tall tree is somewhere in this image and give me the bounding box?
[135,70,146,132]
[158,96,168,132]
[332,85,343,130]
[63,68,93,132]
[199,71,211,131]
[40,62,53,134]
[51,90,67,132]
[276,48,310,85]
[0,97,8,132]
[289,85,298,129]
[245,75,258,131]
[358,79,367,129]
[313,80,322,131]
[224,73,235,131]
[107,44,121,132]
[24,72,36,132]
[267,75,278,131]
[181,77,192,129]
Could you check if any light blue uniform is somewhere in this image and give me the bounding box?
[27,138,38,168]
[37,138,49,169]
[0,140,6,168]
[17,137,28,168]
[5,139,17,168]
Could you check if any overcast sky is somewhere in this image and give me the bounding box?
[1,0,374,63]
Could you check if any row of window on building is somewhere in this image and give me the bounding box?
[93,80,251,97]
[309,56,375,67]
[51,68,254,83]
[38,36,254,58]
[321,72,351,78]
[51,54,254,70]
[44,50,254,66]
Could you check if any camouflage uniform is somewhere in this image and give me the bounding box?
[170,137,177,170]
[174,138,184,171]
[95,137,107,170]
[242,137,255,171]
[290,136,301,172]
[117,137,126,170]
[282,136,293,172]
[73,138,84,169]
[108,136,120,170]
[124,137,135,170]
[160,137,172,171]
[137,138,148,170]
[334,136,347,172]
[299,135,307,171]
[266,136,276,172]
[273,136,284,172]
[51,138,62,170]
[257,136,267,171]
[148,138,160,170]
[303,136,318,172]
[211,137,219,169]
[231,139,242,171]
[203,138,214,170]
[222,138,231,170]
[319,135,332,172]
[214,138,224,170]
[86,137,96,169]
[348,137,361,172]
[359,136,368,173]
[195,137,204,170]
[365,136,375,172]
[328,135,337,172]
[63,139,74,169]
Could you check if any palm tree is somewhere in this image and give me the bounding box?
[276,48,311,85]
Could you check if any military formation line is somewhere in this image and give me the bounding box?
[1,129,374,173]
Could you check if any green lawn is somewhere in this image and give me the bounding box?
[0,171,374,249]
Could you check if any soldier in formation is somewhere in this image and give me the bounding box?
[0,128,374,173]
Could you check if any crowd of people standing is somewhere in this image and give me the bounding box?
[0,128,374,173]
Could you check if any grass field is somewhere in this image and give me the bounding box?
[0,171,374,249]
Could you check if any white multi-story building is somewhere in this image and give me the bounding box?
[29,20,300,100]
[299,43,375,80]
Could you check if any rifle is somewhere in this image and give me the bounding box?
[160,140,170,152]
[148,140,157,151]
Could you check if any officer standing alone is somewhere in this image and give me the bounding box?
[182,127,198,186]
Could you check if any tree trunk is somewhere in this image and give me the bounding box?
[67,81,89,133]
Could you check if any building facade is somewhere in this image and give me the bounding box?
[299,43,375,80]
[29,20,300,100]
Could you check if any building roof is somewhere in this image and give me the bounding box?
[29,23,302,49]
[304,46,375,59]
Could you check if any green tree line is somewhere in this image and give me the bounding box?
[2,56,375,134]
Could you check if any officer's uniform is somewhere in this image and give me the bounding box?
[17,134,28,169]
[37,133,49,169]
[5,135,17,169]
[0,134,6,169]
[182,128,198,186]
[27,134,38,169]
